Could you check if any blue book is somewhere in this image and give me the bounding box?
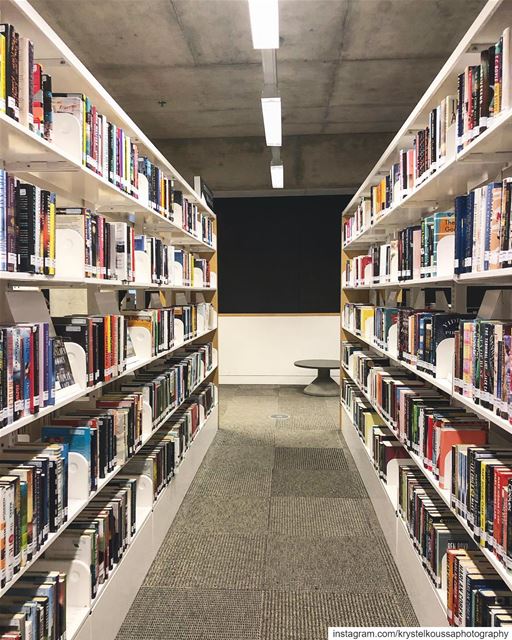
[42,426,92,491]
[464,191,475,273]
[134,235,148,252]
[484,184,493,271]
[19,326,32,415]
[454,195,467,275]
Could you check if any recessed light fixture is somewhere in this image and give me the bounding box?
[261,95,282,147]
[248,0,279,49]
[271,161,284,188]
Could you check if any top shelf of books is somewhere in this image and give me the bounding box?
[342,0,512,226]
[0,0,215,219]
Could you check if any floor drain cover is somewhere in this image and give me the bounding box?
[271,413,290,420]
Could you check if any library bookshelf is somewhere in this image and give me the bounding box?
[341,0,512,627]
[0,1,219,639]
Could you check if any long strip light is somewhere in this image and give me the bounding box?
[261,96,282,147]
[248,0,279,49]
[271,161,284,189]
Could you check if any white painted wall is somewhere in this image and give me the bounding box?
[219,314,340,385]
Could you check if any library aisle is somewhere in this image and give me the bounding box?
[116,385,417,640]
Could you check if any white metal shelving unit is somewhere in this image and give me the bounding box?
[0,1,221,638]
[340,0,512,626]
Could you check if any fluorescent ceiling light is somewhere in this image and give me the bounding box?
[271,162,284,189]
[248,0,279,49]
[261,96,282,147]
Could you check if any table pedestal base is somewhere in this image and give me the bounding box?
[303,368,339,397]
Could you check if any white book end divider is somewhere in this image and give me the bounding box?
[55,228,86,279]
[36,558,91,612]
[210,272,217,288]
[386,459,410,508]
[137,174,149,209]
[135,474,154,527]
[212,347,218,369]
[52,112,83,164]
[209,308,218,330]
[173,261,184,286]
[173,204,183,229]
[127,326,152,360]
[134,251,152,285]
[142,401,152,438]
[390,252,399,282]
[64,342,88,390]
[193,267,204,288]
[435,235,455,278]
[197,309,206,334]
[174,318,185,346]
[436,338,454,382]
[363,263,372,285]
[387,324,399,358]
[364,316,374,341]
[67,451,90,502]
[212,233,217,249]
[442,451,452,496]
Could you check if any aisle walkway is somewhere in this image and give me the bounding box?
[117,385,417,640]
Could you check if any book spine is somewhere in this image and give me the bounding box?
[15,183,36,272]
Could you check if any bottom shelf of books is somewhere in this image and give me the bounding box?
[0,341,219,640]
[341,343,512,627]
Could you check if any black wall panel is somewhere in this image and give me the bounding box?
[214,195,351,314]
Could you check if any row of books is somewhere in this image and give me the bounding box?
[368,97,457,221]
[47,478,137,600]
[0,344,215,590]
[0,177,215,282]
[0,25,53,140]
[343,26,512,248]
[125,308,175,358]
[54,314,128,388]
[400,462,512,627]
[343,303,472,377]
[134,236,212,287]
[57,207,135,281]
[341,378,512,627]
[0,381,217,639]
[124,382,217,501]
[344,179,512,286]
[0,301,215,427]
[0,173,56,274]
[343,210,455,286]
[454,319,512,419]
[344,342,512,565]
[343,354,512,605]
[0,324,76,427]
[360,305,512,416]
[454,180,512,274]
[0,569,65,639]
[450,443,512,572]
[456,29,512,152]
[342,346,488,487]
[0,23,215,244]
[119,342,215,429]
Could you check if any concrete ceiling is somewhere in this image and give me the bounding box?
[31,0,487,192]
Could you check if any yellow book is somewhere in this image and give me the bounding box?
[364,412,385,450]
[360,307,375,339]
[0,34,5,113]
[48,193,56,275]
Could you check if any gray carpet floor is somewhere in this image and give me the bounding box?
[116,385,418,640]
